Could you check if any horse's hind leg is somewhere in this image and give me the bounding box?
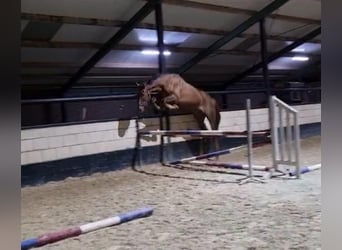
[193,112,210,155]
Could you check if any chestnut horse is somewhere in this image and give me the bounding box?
[137,73,221,154]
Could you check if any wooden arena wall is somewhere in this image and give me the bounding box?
[21,104,321,165]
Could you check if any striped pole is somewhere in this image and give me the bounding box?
[21,207,153,250]
[168,145,244,165]
[139,130,269,137]
[189,160,270,171]
[289,164,321,177]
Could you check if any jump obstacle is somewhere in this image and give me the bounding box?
[168,146,245,165]
[135,96,318,181]
[168,142,271,172]
[21,207,153,250]
[139,130,269,137]
[135,99,267,184]
[270,96,301,178]
[184,161,271,172]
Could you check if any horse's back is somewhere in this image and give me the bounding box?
[154,74,192,90]
[154,74,202,99]
[151,73,221,130]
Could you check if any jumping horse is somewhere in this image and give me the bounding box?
[137,73,221,155]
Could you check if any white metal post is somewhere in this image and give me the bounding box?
[294,112,301,178]
[285,111,291,161]
[270,96,278,171]
[238,99,266,184]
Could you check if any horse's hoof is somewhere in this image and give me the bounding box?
[166,104,179,110]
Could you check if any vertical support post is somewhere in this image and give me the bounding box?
[270,96,278,171]
[133,117,142,168]
[61,102,67,123]
[155,1,169,164]
[155,2,165,74]
[246,99,253,177]
[259,19,270,97]
[44,103,52,124]
[159,117,165,164]
[294,112,301,178]
[259,18,272,131]
[286,111,292,161]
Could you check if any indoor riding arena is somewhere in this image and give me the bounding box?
[21,0,321,249]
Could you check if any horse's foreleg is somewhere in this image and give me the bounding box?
[163,95,179,110]
[151,97,162,110]
[149,86,162,94]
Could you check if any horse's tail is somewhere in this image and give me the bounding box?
[207,97,221,156]
[206,97,221,130]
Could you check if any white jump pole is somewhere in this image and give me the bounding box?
[21,207,153,250]
[289,163,321,177]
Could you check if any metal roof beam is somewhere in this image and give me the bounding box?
[21,13,321,43]
[60,0,160,94]
[22,40,321,58]
[233,37,260,51]
[224,27,321,87]
[146,0,321,25]
[155,1,166,74]
[176,0,289,74]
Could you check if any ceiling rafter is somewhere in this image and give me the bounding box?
[19,63,306,75]
[21,13,321,44]
[225,26,321,86]
[149,0,321,25]
[21,40,320,59]
[177,0,290,74]
[60,0,160,93]
[232,37,260,51]
[19,71,295,79]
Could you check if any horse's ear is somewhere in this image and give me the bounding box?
[136,81,148,87]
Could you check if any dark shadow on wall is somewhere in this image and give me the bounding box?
[300,122,321,138]
[118,119,131,137]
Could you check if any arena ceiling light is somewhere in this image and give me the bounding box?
[290,43,321,53]
[141,50,171,56]
[136,29,191,44]
[292,48,306,52]
[291,56,309,61]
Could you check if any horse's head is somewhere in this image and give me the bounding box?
[136,81,151,112]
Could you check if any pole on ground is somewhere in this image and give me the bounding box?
[21,207,154,250]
